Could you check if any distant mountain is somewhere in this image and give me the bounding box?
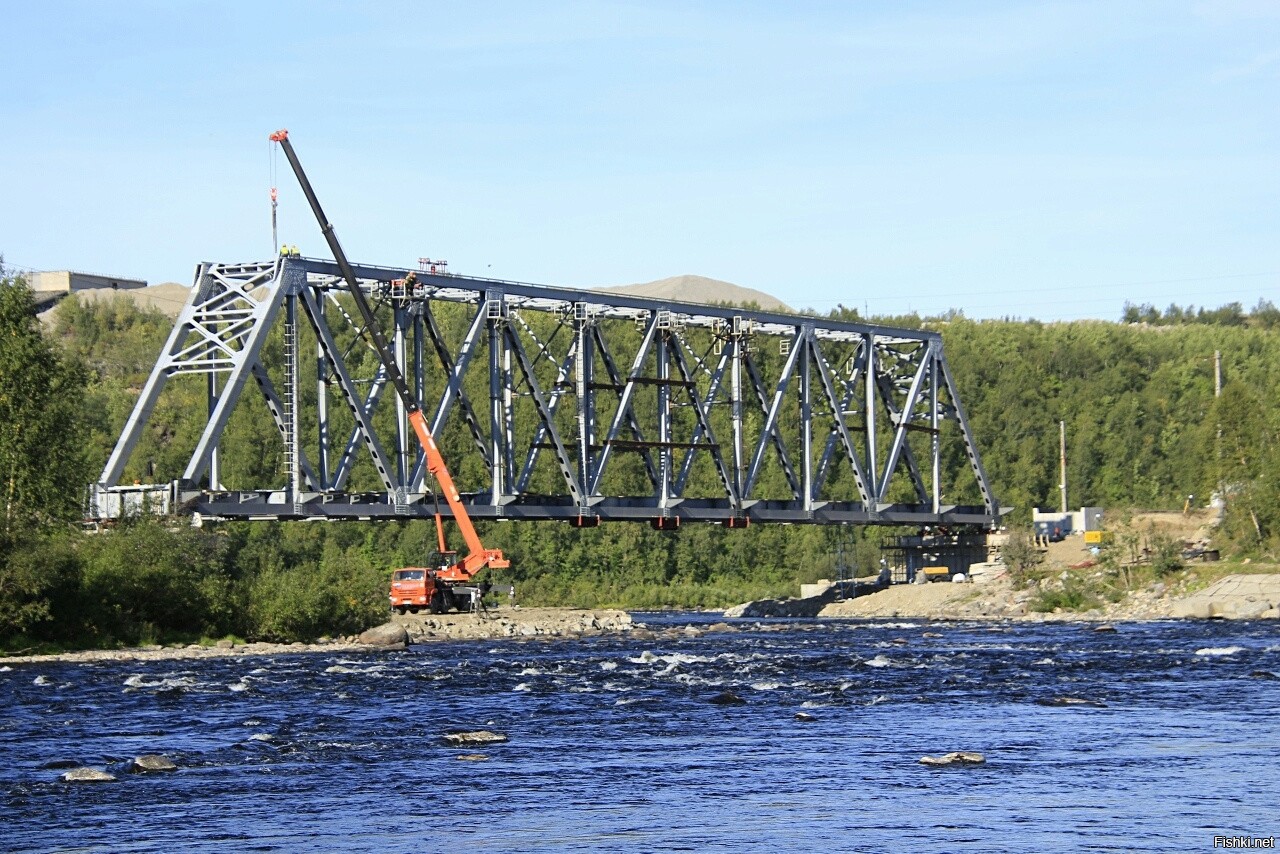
[596,275,793,313]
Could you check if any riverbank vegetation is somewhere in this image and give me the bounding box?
[3,264,1280,649]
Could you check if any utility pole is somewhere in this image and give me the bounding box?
[1215,349,1223,506]
[1059,420,1068,513]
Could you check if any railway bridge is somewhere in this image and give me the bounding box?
[90,257,1003,528]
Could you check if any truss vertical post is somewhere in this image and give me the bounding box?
[394,302,410,484]
[412,307,424,480]
[488,293,506,502]
[801,327,815,510]
[931,346,941,514]
[731,322,745,503]
[864,332,878,497]
[315,296,330,488]
[657,327,671,507]
[284,293,302,498]
[503,328,516,490]
[207,372,221,489]
[573,303,594,499]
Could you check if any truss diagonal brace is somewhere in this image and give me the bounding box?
[505,324,585,506]
[299,287,397,491]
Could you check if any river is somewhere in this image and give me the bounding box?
[4,615,1279,852]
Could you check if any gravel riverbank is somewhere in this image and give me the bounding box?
[0,607,637,666]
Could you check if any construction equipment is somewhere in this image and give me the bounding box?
[269,129,508,612]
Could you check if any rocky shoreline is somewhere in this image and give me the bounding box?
[6,573,1278,667]
[0,607,637,666]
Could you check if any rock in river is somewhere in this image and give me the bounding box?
[130,754,178,773]
[709,691,747,706]
[61,767,117,783]
[443,730,509,746]
[358,623,409,648]
[1038,696,1108,708]
[919,751,985,767]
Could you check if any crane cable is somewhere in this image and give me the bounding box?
[269,138,279,255]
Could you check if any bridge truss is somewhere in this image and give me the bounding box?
[90,257,1002,527]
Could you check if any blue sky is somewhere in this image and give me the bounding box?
[2,1,1276,321]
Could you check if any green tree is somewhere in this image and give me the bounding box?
[0,275,92,534]
[0,271,93,639]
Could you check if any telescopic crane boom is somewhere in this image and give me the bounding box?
[269,129,507,582]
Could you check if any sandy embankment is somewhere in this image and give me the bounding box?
[0,608,635,666]
[817,572,1280,622]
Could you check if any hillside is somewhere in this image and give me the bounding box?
[594,274,793,312]
[38,282,189,323]
[41,274,792,324]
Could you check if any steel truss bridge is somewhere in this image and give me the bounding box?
[90,257,1003,527]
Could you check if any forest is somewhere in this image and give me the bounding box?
[2,264,1279,650]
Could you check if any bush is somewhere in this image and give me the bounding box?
[1001,527,1043,585]
[76,518,235,646]
[1147,528,1184,577]
[247,539,386,641]
[0,530,82,641]
[1029,577,1102,613]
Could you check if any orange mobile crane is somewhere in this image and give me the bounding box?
[270,129,508,614]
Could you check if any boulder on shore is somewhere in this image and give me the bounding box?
[358,623,410,647]
[1168,575,1280,621]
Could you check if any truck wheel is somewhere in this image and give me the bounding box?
[429,591,445,614]
[393,605,406,615]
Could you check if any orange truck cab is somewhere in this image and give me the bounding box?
[390,564,481,615]
[390,568,432,614]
